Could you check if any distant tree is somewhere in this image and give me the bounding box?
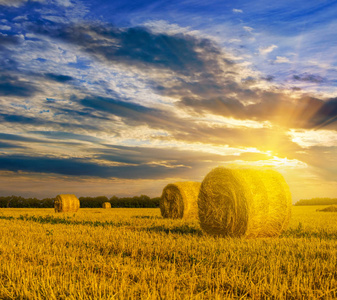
[295,198,337,206]
[0,197,7,208]
[0,194,160,208]
[6,195,15,208]
[41,198,54,208]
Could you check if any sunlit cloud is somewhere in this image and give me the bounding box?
[228,38,241,43]
[288,129,337,148]
[141,20,193,35]
[195,115,272,129]
[259,45,278,55]
[226,156,308,170]
[275,56,290,63]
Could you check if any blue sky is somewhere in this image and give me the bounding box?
[0,0,337,201]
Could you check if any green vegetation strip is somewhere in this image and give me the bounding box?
[0,216,14,220]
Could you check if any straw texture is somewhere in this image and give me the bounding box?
[102,202,111,209]
[54,194,80,213]
[160,182,201,219]
[198,167,292,238]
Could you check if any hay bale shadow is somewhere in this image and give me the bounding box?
[141,224,203,236]
[316,205,337,212]
[131,216,162,219]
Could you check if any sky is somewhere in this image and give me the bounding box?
[0,0,337,202]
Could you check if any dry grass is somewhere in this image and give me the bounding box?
[0,206,337,299]
[54,194,80,213]
[160,182,201,219]
[198,167,292,238]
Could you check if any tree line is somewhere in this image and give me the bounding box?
[0,195,160,208]
[295,198,337,206]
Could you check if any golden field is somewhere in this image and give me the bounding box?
[0,206,337,299]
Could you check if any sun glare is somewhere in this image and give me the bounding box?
[227,156,307,170]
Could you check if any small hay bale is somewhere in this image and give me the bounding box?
[198,167,292,238]
[54,194,80,213]
[160,182,201,219]
[317,205,337,212]
[102,202,111,209]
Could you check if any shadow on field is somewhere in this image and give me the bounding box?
[141,225,203,236]
[131,216,162,219]
[132,216,203,236]
[6,214,203,236]
[16,214,131,227]
[13,214,337,239]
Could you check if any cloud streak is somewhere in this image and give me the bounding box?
[292,73,325,83]
[259,44,277,55]
[31,23,215,76]
[0,74,38,97]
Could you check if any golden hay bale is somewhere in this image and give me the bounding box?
[54,194,80,213]
[102,202,111,209]
[198,167,292,238]
[160,182,201,219]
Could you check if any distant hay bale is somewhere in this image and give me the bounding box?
[54,194,80,213]
[317,206,337,212]
[198,167,292,238]
[160,182,201,219]
[102,202,111,209]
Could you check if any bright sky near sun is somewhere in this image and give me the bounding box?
[0,0,337,201]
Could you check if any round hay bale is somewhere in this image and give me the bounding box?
[160,181,201,219]
[102,202,111,209]
[198,167,292,238]
[54,194,80,213]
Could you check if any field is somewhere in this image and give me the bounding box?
[0,206,337,299]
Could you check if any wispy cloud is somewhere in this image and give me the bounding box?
[292,73,325,83]
[288,129,337,148]
[0,0,44,7]
[30,23,210,76]
[243,26,254,33]
[274,56,290,63]
[233,8,243,13]
[0,154,186,179]
[44,73,74,83]
[0,25,11,30]
[259,44,278,55]
[0,74,38,97]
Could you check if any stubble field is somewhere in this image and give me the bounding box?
[0,206,337,299]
